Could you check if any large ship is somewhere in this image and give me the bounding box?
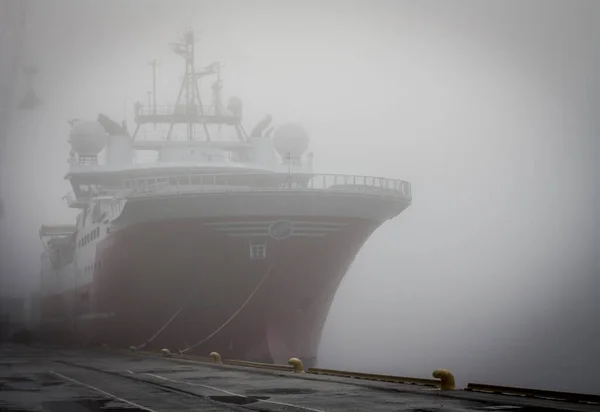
[38,30,412,367]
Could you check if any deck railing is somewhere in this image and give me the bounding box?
[136,104,238,118]
[121,172,412,200]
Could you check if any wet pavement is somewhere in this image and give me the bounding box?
[0,344,596,411]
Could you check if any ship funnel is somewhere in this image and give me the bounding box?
[273,123,309,159]
[97,113,128,136]
[96,114,133,166]
[250,114,273,138]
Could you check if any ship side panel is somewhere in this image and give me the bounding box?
[82,215,379,365]
[40,191,409,362]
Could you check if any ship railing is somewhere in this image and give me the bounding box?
[135,104,239,118]
[65,188,130,207]
[121,173,412,200]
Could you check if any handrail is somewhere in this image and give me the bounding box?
[39,224,77,237]
[120,172,412,199]
[136,104,239,118]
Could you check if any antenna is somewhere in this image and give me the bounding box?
[149,58,158,128]
[211,65,223,115]
[166,28,204,141]
[131,29,243,142]
[122,96,126,128]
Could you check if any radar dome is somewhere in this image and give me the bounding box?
[273,123,309,159]
[69,121,107,155]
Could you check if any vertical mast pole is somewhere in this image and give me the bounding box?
[186,31,194,140]
[152,59,157,115]
[150,58,157,129]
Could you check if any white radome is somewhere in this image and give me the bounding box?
[69,121,107,155]
[273,123,310,159]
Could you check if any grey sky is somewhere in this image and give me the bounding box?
[1,0,598,394]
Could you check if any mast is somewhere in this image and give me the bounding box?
[166,29,205,141]
[150,58,157,117]
[0,0,28,220]
[132,29,244,142]
[0,0,28,150]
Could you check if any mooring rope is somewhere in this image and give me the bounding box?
[134,286,199,350]
[179,263,274,354]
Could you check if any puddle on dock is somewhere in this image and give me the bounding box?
[209,395,269,405]
[0,402,27,412]
[249,387,317,395]
[0,375,65,393]
[0,377,39,393]
[1,398,147,412]
[42,399,149,411]
[127,367,196,374]
[185,375,227,382]
[476,408,573,412]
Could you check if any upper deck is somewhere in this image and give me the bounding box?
[122,172,411,199]
[64,171,412,209]
[134,104,241,126]
[62,29,411,215]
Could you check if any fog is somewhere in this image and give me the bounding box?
[1,0,599,394]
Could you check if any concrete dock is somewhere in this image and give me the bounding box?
[0,344,597,411]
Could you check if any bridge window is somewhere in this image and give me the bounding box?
[249,241,267,260]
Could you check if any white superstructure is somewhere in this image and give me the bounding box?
[39,30,411,307]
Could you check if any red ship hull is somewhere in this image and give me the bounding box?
[40,216,378,366]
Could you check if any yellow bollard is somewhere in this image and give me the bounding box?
[432,369,455,390]
[288,358,305,373]
[161,348,172,357]
[210,352,222,364]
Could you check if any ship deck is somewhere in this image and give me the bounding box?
[1,344,598,412]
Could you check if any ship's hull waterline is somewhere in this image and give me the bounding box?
[39,215,379,366]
